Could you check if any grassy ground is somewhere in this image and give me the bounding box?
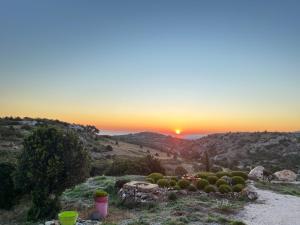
[254,181,300,197]
[62,176,247,225]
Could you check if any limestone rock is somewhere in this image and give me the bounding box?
[241,186,258,201]
[273,170,297,182]
[248,166,265,181]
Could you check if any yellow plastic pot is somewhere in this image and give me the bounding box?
[58,211,78,225]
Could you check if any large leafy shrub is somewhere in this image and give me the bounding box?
[204,185,217,193]
[232,176,245,185]
[0,163,16,209]
[231,171,248,180]
[218,184,232,194]
[216,179,228,187]
[232,184,245,192]
[216,171,232,178]
[157,179,169,188]
[169,180,177,187]
[147,173,164,183]
[177,179,190,189]
[207,176,219,184]
[16,127,90,221]
[174,166,188,176]
[196,179,209,190]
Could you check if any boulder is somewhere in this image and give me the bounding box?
[241,186,258,201]
[248,166,265,181]
[273,170,297,182]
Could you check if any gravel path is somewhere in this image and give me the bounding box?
[237,186,300,225]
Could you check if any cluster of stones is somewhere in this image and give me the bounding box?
[248,166,298,182]
[118,181,166,205]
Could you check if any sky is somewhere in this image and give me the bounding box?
[0,0,299,135]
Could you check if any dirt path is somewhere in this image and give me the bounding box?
[237,185,300,225]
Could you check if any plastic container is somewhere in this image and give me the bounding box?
[95,196,108,218]
[58,211,78,225]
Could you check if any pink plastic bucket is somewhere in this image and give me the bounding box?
[95,196,108,218]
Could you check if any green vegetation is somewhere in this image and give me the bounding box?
[157,179,170,188]
[216,171,232,178]
[145,178,155,183]
[219,184,232,194]
[168,192,178,201]
[231,171,248,180]
[0,163,16,209]
[204,185,217,193]
[174,166,187,176]
[94,189,108,198]
[177,179,190,189]
[196,179,209,190]
[168,179,177,187]
[232,184,245,192]
[255,181,300,197]
[207,175,219,184]
[216,178,228,187]
[15,127,90,221]
[147,173,164,183]
[188,184,197,192]
[232,176,246,185]
[196,172,215,179]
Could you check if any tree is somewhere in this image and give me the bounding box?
[204,150,210,172]
[0,163,16,209]
[175,166,188,176]
[16,127,90,221]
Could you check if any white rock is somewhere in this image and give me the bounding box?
[248,166,265,181]
[273,170,297,182]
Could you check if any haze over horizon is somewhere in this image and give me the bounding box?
[1,1,300,135]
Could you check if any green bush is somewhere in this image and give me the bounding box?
[0,163,16,209]
[157,179,169,188]
[15,127,90,221]
[204,185,217,193]
[216,171,232,178]
[216,179,228,187]
[169,180,177,187]
[168,192,177,201]
[177,179,190,189]
[188,185,197,192]
[232,184,245,192]
[196,179,209,190]
[94,190,108,198]
[207,176,219,184]
[218,184,232,194]
[170,176,179,182]
[231,171,248,180]
[145,178,155,183]
[174,185,181,190]
[147,173,164,183]
[174,166,188,176]
[196,172,215,179]
[232,176,245,185]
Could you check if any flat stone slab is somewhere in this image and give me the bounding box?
[123,181,159,192]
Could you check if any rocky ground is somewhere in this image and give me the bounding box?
[236,184,300,225]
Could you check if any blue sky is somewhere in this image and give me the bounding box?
[0,0,299,134]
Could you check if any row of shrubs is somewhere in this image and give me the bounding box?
[146,171,247,194]
[195,171,248,180]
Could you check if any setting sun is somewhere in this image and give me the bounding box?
[175,129,181,135]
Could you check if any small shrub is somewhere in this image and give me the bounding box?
[207,176,219,184]
[157,179,169,188]
[218,184,232,194]
[216,171,231,178]
[204,185,217,193]
[232,176,245,185]
[147,173,164,183]
[168,192,177,201]
[145,178,155,183]
[0,163,16,209]
[174,166,188,176]
[174,185,181,190]
[94,190,108,198]
[170,176,178,182]
[177,179,190,189]
[169,180,177,187]
[188,185,197,192]
[232,184,245,192]
[216,179,228,187]
[231,171,248,180]
[196,179,209,190]
[196,172,215,179]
